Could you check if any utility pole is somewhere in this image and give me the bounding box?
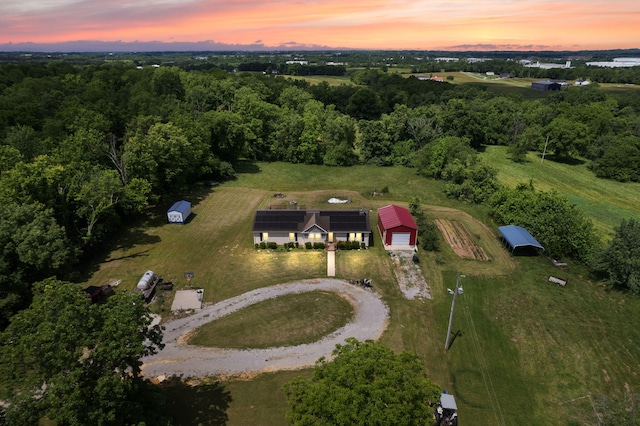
[541,135,550,163]
[445,274,465,351]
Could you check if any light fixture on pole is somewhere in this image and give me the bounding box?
[445,274,465,351]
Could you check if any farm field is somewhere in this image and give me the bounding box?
[82,162,640,426]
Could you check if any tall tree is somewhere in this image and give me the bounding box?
[283,338,441,426]
[0,202,73,328]
[125,122,203,192]
[592,218,640,293]
[0,279,167,425]
[543,116,588,159]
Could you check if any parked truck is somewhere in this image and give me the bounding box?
[135,270,160,302]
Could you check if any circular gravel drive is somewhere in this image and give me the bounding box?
[141,279,389,378]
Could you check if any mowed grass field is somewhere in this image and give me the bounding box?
[83,161,640,426]
[479,145,640,236]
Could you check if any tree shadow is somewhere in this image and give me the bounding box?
[233,160,261,174]
[539,153,585,165]
[157,377,233,426]
[72,227,162,282]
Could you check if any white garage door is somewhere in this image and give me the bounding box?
[391,232,411,246]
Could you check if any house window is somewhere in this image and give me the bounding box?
[356,233,362,242]
[349,233,355,241]
[289,233,296,241]
[262,232,269,241]
[309,232,322,241]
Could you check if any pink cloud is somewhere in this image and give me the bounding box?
[0,0,638,50]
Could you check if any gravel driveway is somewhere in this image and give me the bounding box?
[141,279,389,379]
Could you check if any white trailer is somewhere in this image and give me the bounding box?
[135,270,160,301]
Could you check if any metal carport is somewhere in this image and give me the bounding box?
[498,225,544,252]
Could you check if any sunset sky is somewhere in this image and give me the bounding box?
[2,0,639,51]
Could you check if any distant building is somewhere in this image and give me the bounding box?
[586,57,640,68]
[523,60,572,69]
[531,81,562,91]
[467,57,489,63]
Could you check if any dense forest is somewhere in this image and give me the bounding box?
[1,55,639,327]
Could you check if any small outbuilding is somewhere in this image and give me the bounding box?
[531,80,561,91]
[498,225,544,254]
[377,205,418,250]
[167,200,192,224]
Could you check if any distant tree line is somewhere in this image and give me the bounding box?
[410,58,640,85]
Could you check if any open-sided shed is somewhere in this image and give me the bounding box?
[377,205,418,250]
[167,200,192,224]
[498,225,544,254]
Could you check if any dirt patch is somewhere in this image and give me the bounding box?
[434,219,489,261]
[389,251,431,300]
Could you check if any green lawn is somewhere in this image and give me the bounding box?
[82,161,640,426]
[189,291,354,349]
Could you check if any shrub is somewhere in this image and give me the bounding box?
[259,242,267,249]
[295,242,299,248]
[313,242,325,250]
[361,242,366,249]
[267,242,278,249]
[351,241,361,249]
[305,242,313,249]
[255,243,259,249]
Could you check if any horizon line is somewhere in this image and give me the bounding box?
[2,40,639,54]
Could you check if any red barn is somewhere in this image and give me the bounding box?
[377,205,418,249]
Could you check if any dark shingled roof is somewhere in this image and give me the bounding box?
[253,210,371,233]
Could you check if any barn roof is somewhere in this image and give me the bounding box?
[498,225,544,251]
[252,210,371,233]
[168,200,191,214]
[378,205,418,230]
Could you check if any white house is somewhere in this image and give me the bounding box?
[252,209,371,247]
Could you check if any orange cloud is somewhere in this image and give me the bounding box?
[0,0,638,50]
